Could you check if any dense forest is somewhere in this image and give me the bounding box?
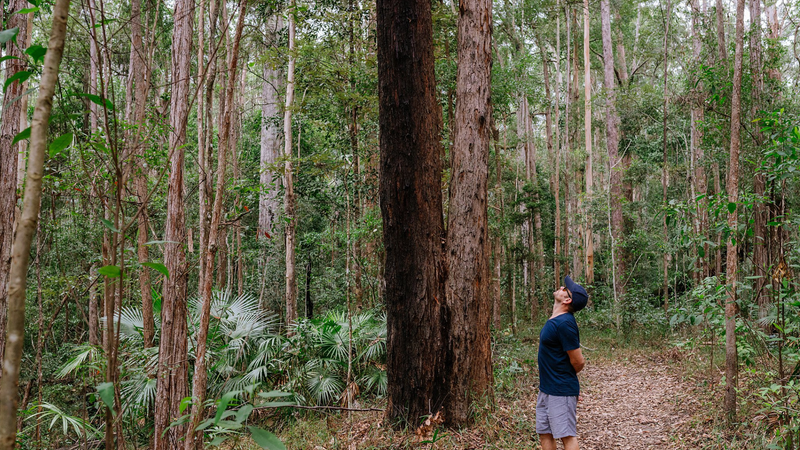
[0,0,799,446]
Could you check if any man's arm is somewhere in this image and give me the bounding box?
[567,347,585,374]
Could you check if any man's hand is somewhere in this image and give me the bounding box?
[567,347,585,374]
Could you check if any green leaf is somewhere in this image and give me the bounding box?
[0,27,19,44]
[48,132,73,157]
[98,265,121,278]
[4,70,31,92]
[142,262,169,278]
[214,390,242,425]
[179,397,192,414]
[15,7,39,14]
[100,218,119,233]
[208,436,227,447]
[12,127,30,145]
[76,93,115,111]
[248,426,287,450]
[257,390,292,399]
[96,382,115,412]
[0,55,21,64]
[727,202,737,213]
[25,44,46,63]
[235,404,254,424]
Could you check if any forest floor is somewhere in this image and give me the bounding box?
[245,331,748,449]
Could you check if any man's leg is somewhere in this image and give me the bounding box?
[561,435,579,450]
[538,433,557,450]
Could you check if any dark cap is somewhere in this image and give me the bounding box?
[564,276,588,312]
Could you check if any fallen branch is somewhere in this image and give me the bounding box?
[254,404,384,413]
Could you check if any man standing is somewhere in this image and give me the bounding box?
[536,275,588,450]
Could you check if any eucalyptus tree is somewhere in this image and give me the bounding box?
[154,0,194,445]
[0,0,30,374]
[0,0,71,445]
[724,0,745,419]
[377,0,449,425]
[444,0,493,424]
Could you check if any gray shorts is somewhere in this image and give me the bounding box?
[535,392,578,439]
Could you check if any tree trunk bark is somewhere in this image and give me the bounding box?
[0,0,69,443]
[377,0,449,425]
[662,0,672,312]
[690,0,708,280]
[724,0,745,420]
[444,0,493,425]
[584,0,593,285]
[153,0,194,446]
[185,3,246,448]
[601,0,624,326]
[716,0,727,62]
[284,0,299,326]
[259,14,284,237]
[0,0,30,375]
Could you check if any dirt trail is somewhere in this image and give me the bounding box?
[576,356,708,449]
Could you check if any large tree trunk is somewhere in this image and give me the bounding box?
[724,0,745,420]
[0,0,69,443]
[554,8,563,287]
[154,0,194,446]
[186,3,246,448]
[259,14,284,237]
[377,0,449,425]
[601,0,624,327]
[444,0,493,425]
[0,0,30,375]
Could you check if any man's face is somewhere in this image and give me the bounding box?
[553,286,572,305]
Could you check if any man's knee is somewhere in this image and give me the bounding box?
[561,435,579,450]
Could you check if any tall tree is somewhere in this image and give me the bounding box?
[0,0,70,443]
[0,0,30,375]
[724,0,745,420]
[583,0,593,284]
[690,0,708,280]
[601,0,624,326]
[284,0,299,325]
[377,0,449,425]
[661,0,672,311]
[259,15,283,237]
[153,0,194,445]
[444,0,493,425]
[186,2,247,447]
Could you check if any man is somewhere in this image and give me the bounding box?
[536,275,588,450]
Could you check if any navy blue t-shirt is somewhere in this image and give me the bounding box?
[538,313,581,396]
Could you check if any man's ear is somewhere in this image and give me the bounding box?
[563,296,573,305]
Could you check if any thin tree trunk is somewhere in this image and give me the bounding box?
[554,7,563,286]
[186,3,246,448]
[0,0,70,443]
[584,0,593,284]
[284,0,299,326]
[714,162,722,276]
[614,10,629,84]
[662,0,672,312]
[154,0,194,445]
[377,0,449,425]
[199,0,221,296]
[0,0,30,375]
[724,0,745,419]
[716,0,727,62]
[601,0,624,327]
[444,0,493,425]
[691,0,708,280]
